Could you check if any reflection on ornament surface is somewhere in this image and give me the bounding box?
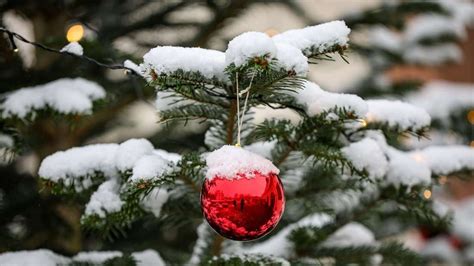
[201,171,285,241]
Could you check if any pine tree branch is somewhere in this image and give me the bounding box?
[225,99,237,145]
[0,27,139,75]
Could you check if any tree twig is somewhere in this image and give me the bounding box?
[0,27,140,76]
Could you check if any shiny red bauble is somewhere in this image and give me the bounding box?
[201,171,285,241]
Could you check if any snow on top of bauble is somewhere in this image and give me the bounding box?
[84,179,123,218]
[384,147,431,188]
[1,78,105,119]
[39,143,119,184]
[322,222,376,248]
[73,251,122,264]
[225,31,277,67]
[245,213,332,257]
[141,46,227,81]
[0,249,71,266]
[293,81,367,117]
[273,20,350,54]
[342,138,388,180]
[130,154,171,181]
[60,41,84,55]
[274,43,308,76]
[115,138,154,172]
[366,99,431,131]
[411,145,474,175]
[420,236,462,262]
[205,145,279,180]
[406,81,474,122]
[404,14,466,44]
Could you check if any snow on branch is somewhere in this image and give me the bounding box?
[225,31,277,67]
[140,46,227,82]
[366,100,431,132]
[0,249,165,266]
[273,20,350,56]
[60,42,83,56]
[39,138,177,192]
[384,147,431,188]
[342,138,388,180]
[84,180,124,218]
[403,43,462,65]
[411,145,474,176]
[39,143,119,191]
[406,81,474,122]
[404,14,466,44]
[243,213,333,257]
[321,222,376,248]
[292,81,367,118]
[1,78,105,120]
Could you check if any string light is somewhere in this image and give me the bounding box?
[423,189,432,199]
[7,32,18,52]
[438,176,447,185]
[412,153,424,163]
[357,119,367,127]
[66,24,84,42]
[467,110,474,125]
[264,28,279,37]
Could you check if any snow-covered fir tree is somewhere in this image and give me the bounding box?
[1,1,473,265]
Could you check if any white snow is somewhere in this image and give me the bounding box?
[141,46,227,81]
[368,26,402,53]
[411,145,474,175]
[0,133,14,148]
[438,0,474,25]
[73,251,122,263]
[322,222,376,248]
[274,43,308,76]
[273,20,350,55]
[39,143,119,187]
[1,78,105,119]
[420,236,461,262]
[130,154,171,181]
[153,149,181,163]
[403,43,462,65]
[0,249,164,266]
[293,81,367,117]
[132,249,166,266]
[451,197,474,242]
[60,42,84,56]
[205,145,279,180]
[39,138,176,191]
[244,213,333,257]
[244,141,276,160]
[115,138,155,172]
[0,249,70,266]
[384,147,431,188]
[189,222,212,265]
[140,188,169,217]
[225,31,277,67]
[342,138,388,180]
[406,81,474,122]
[84,179,124,218]
[404,14,466,44]
[124,59,143,75]
[366,99,431,131]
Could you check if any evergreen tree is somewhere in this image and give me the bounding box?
[1,1,473,265]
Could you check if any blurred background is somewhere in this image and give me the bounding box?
[0,0,473,264]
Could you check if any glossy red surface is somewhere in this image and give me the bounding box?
[201,172,285,241]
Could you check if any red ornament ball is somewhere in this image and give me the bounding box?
[201,171,285,241]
